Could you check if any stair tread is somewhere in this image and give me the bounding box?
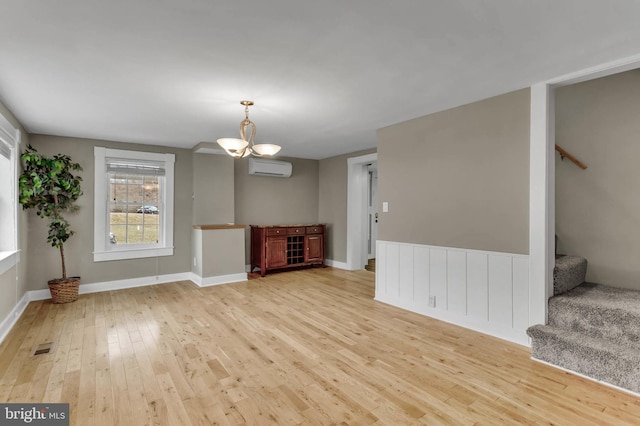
[548,282,640,344]
[551,282,640,314]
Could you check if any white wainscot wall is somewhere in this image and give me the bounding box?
[376,241,530,346]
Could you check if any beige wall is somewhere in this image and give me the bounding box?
[27,135,193,290]
[319,148,376,262]
[556,69,640,289]
[198,228,245,277]
[0,99,29,327]
[377,89,530,254]
[192,153,235,225]
[234,156,319,263]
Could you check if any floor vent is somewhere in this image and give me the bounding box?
[34,342,54,356]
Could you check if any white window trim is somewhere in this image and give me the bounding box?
[0,112,20,276]
[94,147,175,262]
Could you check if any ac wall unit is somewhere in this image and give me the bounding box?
[248,157,293,178]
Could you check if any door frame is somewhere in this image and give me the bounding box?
[346,153,378,270]
[367,163,378,260]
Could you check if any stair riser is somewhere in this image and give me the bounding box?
[553,256,587,295]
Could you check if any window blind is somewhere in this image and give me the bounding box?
[106,157,165,176]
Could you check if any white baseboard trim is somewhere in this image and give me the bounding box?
[375,294,530,347]
[191,272,247,287]
[0,291,30,345]
[28,272,195,301]
[325,259,349,270]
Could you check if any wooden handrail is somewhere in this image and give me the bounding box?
[555,145,587,170]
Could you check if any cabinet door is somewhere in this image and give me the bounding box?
[266,237,287,268]
[305,235,324,263]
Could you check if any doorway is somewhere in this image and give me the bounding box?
[366,164,378,271]
[346,153,378,270]
[529,54,640,325]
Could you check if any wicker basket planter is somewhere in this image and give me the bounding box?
[48,277,80,304]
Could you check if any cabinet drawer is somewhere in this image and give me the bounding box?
[266,228,286,236]
[287,227,305,235]
[306,226,323,234]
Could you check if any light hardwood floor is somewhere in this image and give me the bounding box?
[1,267,639,425]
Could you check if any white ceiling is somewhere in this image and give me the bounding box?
[1,1,640,159]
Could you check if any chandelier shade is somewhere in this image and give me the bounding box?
[217,101,281,158]
[252,143,281,156]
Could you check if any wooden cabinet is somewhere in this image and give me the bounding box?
[266,236,287,268]
[251,224,326,277]
[305,235,323,262]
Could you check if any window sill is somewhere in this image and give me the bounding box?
[93,246,174,262]
[0,250,20,276]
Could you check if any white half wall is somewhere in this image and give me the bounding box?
[376,240,530,346]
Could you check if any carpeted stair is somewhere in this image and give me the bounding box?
[527,256,640,394]
[553,255,587,295]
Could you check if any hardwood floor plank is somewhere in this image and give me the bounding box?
[1,268,640,425]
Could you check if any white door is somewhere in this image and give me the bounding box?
[367,164,378,259]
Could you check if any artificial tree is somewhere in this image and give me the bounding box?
[19,145,83,302]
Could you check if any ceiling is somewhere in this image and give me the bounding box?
[1,1,640,160]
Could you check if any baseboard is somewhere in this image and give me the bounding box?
[191,272,247,287]
[530,357,640,398]
[325,259,349,270]
[28,272,195,301]
[0,291,30,344]
[374,294,530,347]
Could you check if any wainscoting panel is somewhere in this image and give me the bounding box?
[488,254,513,326]
[447,250,467,314]
[413,246,430,304]
[429,248,448,310]
[466,252,489,320]
[398,245,414,300]
[375,240,530,346]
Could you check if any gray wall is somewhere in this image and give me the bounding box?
[234,156,319,263]
[192,153,235,225]
[556,69,640,289]
[27,135,193,290]
[319,148,376,262]
[0,99,29,324]
[377,89,530,254]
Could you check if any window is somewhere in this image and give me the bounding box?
[0,113,20,275]
[94,147,174,261]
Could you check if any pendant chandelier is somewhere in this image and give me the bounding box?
[217,100,281,158]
